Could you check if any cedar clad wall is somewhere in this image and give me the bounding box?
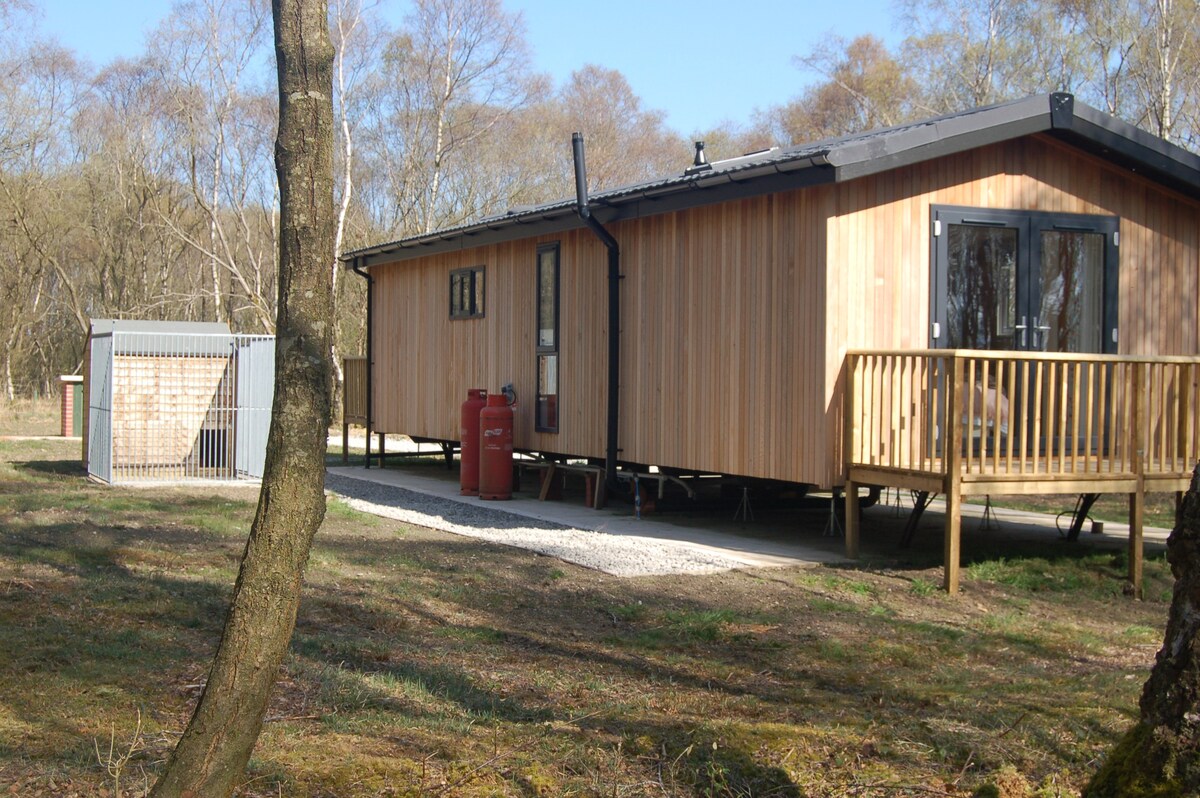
[617,194,830,483]
[371,193,831,484]
[371,233,608,459]
[821,134,1200,486]
[371,134,1200,489]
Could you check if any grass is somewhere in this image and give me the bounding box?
[0,436,1181,797]
[0,396,60,437]
[989,491,1181,530]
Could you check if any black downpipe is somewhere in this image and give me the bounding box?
[350,256,374,469]
[571,133,621,491]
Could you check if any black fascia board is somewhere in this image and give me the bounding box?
[352,161,836,266]
[593,162,835,224]
[358,211,581,267]
[1050,100,1200,199]
[826,94,1057,182]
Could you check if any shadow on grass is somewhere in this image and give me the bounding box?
[13,457,87,477]
[0,443,1168,793]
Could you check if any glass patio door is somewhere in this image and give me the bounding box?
[932,207,1119,459]
[932,207,1118,355]
[1036,229,1109,354]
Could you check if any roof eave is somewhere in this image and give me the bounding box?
[1049,98,1200,197]
[344,155,836,266]
[826,94,1059,181]
[343,93,1200,267]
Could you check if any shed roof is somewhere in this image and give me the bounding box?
[344,93,1200,267]
[89,319,233,336]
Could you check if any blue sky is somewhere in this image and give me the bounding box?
[38,0,903,136]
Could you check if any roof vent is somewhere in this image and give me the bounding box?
[685,141,711,175]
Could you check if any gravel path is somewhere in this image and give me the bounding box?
[324,473,753,577]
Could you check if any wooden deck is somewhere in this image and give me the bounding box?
[844,349,1199,594]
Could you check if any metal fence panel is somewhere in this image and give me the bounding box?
[235,336,275,479]
[89,331,275,484]
[87,333,114,483]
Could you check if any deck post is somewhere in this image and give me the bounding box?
[843,355,860,559]
[944,355,964,594]
[1129,480,1144,599]
[1128,445,1146,599]
[1126,363,1145,598]
[844,478,860,559]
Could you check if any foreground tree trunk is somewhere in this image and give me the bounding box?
[1085,465,1200,796]
[148,1,335,795]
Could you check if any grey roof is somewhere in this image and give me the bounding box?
[344,93,1200,267]
[89,319,238,356]
[89,318,232,336]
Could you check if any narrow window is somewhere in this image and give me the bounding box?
[449,266,485,319]
[535,244,559,432]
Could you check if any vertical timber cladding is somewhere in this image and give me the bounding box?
[369,134,1200,490]
[370,232,607,458]
[616,192,830,486]
[823,135,1200,483]
[369,190,836,485]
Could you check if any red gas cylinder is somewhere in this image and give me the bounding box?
[479,393,514,500]
[459,389,487,495]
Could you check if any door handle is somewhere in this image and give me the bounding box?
[1014,316,1028,348]
[1033,317,1051,350]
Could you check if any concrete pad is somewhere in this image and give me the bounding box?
[327,460,1174,578]
[326,465,842,572]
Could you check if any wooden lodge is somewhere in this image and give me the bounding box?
[343,93,1200,593]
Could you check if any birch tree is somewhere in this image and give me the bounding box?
[150,0,278,331]
[148,0,336,792]
[355,0,537,238]
[1130,0,1200,145]
[769,34,918,143]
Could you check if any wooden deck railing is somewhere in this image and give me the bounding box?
[845,349,1199,484]
[343,356,368,427]
[844,349,1200,594]
[341,356,368,464]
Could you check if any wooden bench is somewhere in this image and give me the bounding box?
[530,461,607,509]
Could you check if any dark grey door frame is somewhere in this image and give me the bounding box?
[930,205,1119,353]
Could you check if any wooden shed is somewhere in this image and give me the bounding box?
[83,319,275,483]
[344,94,1200,591]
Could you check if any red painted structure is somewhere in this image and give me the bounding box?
[459,388,487,495]
[479,393,513,500]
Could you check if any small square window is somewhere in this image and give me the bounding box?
[450,267,485,319]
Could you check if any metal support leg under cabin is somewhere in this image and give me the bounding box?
[844,479,860,559]
[1066,493,1102,541]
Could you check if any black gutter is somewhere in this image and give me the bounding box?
[572,132,621,491]
[350,255,374,469]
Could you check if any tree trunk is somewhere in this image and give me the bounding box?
[1085,464,1200,796]
[148,0,335,795]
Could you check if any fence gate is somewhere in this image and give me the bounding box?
[235,336,275,479]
